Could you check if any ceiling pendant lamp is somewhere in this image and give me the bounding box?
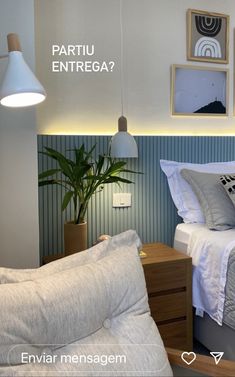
[110,0,138,158]
[0,33,46,107]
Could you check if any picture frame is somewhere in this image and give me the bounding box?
[171,64,228,116]
[187,9,229,64]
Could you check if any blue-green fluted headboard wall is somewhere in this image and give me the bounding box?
[38,135,235,261]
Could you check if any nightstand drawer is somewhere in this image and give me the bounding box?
[142,243,192,350]
[142,243,192,351]
[144,262,186,293]
[158,320,187,350]
[149,291,186,322]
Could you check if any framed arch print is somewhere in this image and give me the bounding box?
[187,9,229,64]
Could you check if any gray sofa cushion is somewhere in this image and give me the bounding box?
[181,169,235,230]
[0,237,172,376]
[0,230,142,283]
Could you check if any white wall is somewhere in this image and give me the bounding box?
[35,0,235,136]
[0,0,39,267]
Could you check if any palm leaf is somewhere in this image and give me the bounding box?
[38,180,58,187]
[103,177,133,184]
[62,191,74,211]
[38,169,60,180]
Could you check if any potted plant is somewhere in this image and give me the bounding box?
[39,144,137,255]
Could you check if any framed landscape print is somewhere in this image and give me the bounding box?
[171,65,228,116]
[187,9,229,64]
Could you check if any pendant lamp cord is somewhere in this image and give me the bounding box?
[120,0,124,116]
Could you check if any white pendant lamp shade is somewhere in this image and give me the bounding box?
[0,34,46,107]
[110,116,138,158]
[110,0,138,158]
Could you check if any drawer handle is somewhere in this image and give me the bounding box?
[148,287,186,298]
[156,316,187,326]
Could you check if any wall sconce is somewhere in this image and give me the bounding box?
[0,33,46,107]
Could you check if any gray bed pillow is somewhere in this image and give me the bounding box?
[181,169,235,230]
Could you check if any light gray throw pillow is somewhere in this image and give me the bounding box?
[181,169,235,230]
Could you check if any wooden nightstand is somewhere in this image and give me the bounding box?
[141,243,192,351]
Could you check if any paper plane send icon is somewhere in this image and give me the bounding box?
[210,352,224,365]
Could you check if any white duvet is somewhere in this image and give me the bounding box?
[187,226,235,325]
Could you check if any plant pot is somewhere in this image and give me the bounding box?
[64,221,87,256]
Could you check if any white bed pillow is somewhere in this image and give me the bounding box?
[160,159,235,223]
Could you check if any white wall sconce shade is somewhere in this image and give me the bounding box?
[110,116,138,158]
[0,34,46,107]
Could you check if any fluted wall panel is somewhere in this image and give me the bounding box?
[38,136,235,261]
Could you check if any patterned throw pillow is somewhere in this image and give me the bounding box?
[220,175,235,205]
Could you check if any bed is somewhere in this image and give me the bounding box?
[160,159,235,361]
[174,223,235,360]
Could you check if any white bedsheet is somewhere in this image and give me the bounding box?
[187,227,235,325]
[174,223,206,253]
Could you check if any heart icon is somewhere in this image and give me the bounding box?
[181,352,196,365]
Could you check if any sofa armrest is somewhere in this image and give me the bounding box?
[166,347,235,377]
